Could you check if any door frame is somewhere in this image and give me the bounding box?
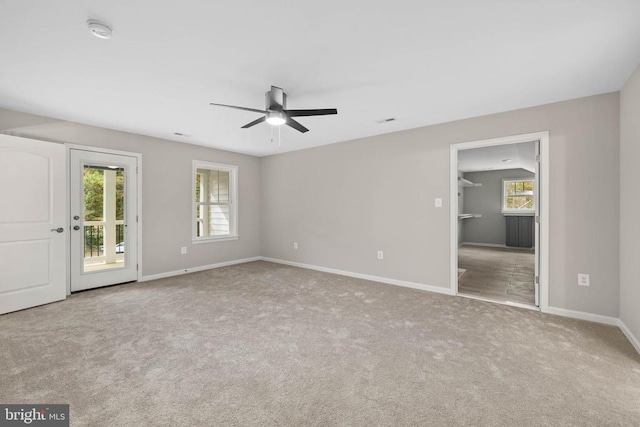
[449,131,550,312]
[65,144,142,295]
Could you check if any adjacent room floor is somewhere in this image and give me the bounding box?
[1,261,638,426]
[458,245,535,306]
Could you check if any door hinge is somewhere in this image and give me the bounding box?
[535,215,540,223]
[535,276,539,284]
[136,215,139,222]
[136,264,139,271]
[535,155,540,163]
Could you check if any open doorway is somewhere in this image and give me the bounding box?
[450,132,549,310]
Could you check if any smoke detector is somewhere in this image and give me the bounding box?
[87,20,113,39]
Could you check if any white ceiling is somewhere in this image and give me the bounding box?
[1,1,639,157]
[458,141,536,173]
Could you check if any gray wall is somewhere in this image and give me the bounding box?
[0,91,625,321]
[0,109,261,277]
[462,169,534,246]
[620,64,640,341]
[261,92,620,317]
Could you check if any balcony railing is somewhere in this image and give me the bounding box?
[84,221,124,258]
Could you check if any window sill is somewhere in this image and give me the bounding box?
[192,235,239,244]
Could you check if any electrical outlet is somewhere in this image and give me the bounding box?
[578,273,589,287]
[435,198,442,208]
[377,251,384,260]
[181,247,187,255]
[293,242,298,250]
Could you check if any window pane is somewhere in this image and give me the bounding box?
[207,204,230,236]
[196,168,230,204]
[84,167,104,221]
[508,180,533,196]
[195,173,201,203]
[83,166,126,272]
[116,169,124,221]
[506,196,533,210]
[212,170,230,203]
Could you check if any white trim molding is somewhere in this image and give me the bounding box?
[261,257,455,296]
[462,242,534,250]
[65,143,143,293]
[139,256,261,282]
[618,320,640,355]
[450,131,550,312]
[545,306,619,326]
[192,160,239,243]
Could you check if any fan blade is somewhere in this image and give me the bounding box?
[284,108,337,117]
[286,117,309,133]
[210,102,266,114]
[241,116,266,129]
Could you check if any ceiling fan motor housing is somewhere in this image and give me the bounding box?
[266,86,286,111]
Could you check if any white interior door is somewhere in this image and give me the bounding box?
[0,135,67,315]
[70,149,138,291]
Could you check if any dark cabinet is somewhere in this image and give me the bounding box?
[505,216,534,248]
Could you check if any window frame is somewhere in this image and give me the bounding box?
[192,160,238,243]
[502,178,535,214]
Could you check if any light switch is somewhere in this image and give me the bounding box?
[435,198,443,208]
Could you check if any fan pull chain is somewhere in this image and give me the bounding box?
[269,124,282,146]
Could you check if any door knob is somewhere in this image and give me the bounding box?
[73,225,80,230]
[51,227,64,233]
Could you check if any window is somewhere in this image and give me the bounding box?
[193,161,238,242]
[502,178,535,213]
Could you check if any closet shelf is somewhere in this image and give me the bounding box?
[458,214,482,220]
[458,177,482,187]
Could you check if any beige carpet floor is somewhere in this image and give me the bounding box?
[459,245,535,306]
[1,261,639,426]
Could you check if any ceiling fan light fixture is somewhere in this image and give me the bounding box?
[266,111,286,126]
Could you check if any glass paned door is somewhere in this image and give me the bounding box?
[70,149,138,292]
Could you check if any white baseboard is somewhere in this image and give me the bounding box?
[260,257,454,296]
[545,306,619,326]
[462,241,534,250]
[618,320,640,356]
[139,256,262,282]
[462,241,506,248]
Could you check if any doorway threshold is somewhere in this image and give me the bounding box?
[457,292,540,311]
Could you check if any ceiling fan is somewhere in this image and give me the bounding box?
[210,86,337,133]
